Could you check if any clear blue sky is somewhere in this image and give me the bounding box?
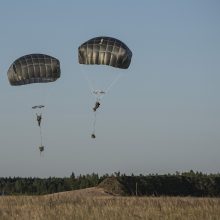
[0,0,219,177]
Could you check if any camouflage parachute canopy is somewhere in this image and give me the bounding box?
[78,36,132,69]
[7,54,61,86]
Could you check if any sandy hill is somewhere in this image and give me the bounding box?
[45,187,113,199]
[98,176,127,196]
[45,177,126,198]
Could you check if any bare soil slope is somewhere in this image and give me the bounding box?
[45,176,125,198]
[45,186,114,199]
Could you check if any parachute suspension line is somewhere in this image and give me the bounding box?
[83,72,123,139]
[31,108,36,126]
[92,111,97,136]
[38,123,45,155]
[81,66,123,101]
[31,106,45,153]
[89,73,122,139]
[104,73,123,95]
[92,73,123,100]
[39,125,43,146]
[41,85,47,107]
[81,69,95,94]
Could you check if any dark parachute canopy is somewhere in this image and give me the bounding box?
[32,105,45,109]
[7,54,60,86]
[78,36,132,69]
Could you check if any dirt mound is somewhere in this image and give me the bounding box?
[45,187,112,199]
[98,177,127,196]
[45,177,126,198]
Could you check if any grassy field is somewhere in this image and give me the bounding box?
[0,188,219,220]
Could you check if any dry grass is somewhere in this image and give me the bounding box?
[0,187,220,220]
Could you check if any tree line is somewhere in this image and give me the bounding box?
[118,171,220,196]
[0,171,220,196]
[0,173,102,195]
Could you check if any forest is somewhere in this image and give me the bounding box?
[0,171,220,197]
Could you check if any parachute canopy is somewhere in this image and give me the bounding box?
[7,54,60,86]
[78,36,132,69]
[32,105,45,109]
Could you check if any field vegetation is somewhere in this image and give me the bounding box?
[0,188,220,220]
